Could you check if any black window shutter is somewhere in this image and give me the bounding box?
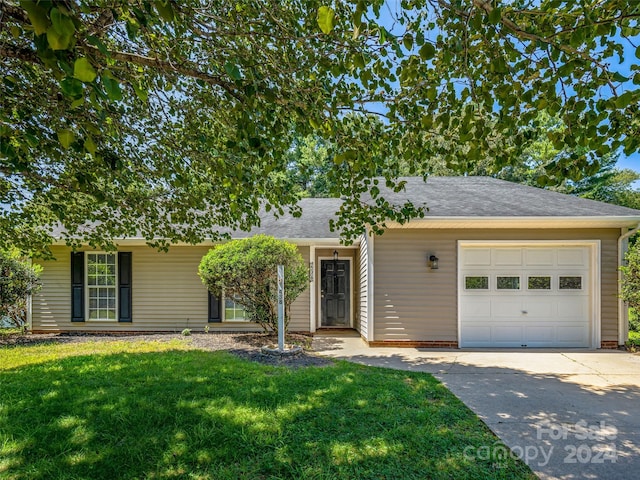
[118,252,132,322]
[71,252,85,322]
[208,291,221,323]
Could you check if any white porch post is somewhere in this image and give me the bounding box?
[309,245,316,333]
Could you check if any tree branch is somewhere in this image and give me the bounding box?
[0,0,30,24]
[470,0,617,93]
[77,44,244,101]
[0,44,41,64]
[430,0,620,96]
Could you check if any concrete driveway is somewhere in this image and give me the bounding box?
[312,334,640,480]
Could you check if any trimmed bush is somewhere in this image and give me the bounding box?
[621,241,640,311]
[198,235,308,333]
[0,250,42,328]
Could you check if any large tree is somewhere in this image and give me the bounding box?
[427,112,640,208]
[2,1,639,254]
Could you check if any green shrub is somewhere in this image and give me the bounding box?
[0,250,42,328]
[199,235,308,333]
[629,308,640,332]
[627,331,640,352]
[621,242,640,310]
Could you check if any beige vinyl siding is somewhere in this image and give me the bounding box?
[358,233,370,339]
[131,246,212,331]
[32,246,72,330]
[288,246,310,332]
[600,232,620,341]
[33,245,313,333]
[373,228,620,343]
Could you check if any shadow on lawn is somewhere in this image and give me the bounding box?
[0,350,534,480]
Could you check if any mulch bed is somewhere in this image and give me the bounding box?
[0,331,334,368]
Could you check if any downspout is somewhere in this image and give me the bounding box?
[618,223,640,346]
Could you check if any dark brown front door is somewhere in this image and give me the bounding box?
[321,259,350,327]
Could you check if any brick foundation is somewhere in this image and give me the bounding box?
[367,340,458,348]
[600,340,620,349]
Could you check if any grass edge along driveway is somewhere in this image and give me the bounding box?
[0,340,535,479]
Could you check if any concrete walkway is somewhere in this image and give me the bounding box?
[312,335,640,480]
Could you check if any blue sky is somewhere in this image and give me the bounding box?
[619,153,639,174]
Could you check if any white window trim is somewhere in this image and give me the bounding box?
[316,256,354,329]
[85,252,118,322]
[218,289,250,323]
[222,292,249,322]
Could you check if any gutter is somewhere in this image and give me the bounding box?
[618,223,640,345]
[385,216,640,229]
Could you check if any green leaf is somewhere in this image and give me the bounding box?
[317,6,335,35]
[378,26,387,43]
[488,8,502,24]
[60,77,83,98]
[403,34,413,51]
[50,8,69,35]
[615,91,633,109]
[74,58,97,83]
[46,26,72,50]
[70,97,84,109]
[84,135,97,155]
[102,76,123,101]
[87,35,108,56]
[636,45,640,60]
[48,8,75,50]
[419,43,435,60]
[224,62,242,80]
[611,72,629,83]
[133,83,148,102]
[57,129,74,149]
[21,1,49,35]
[155,0,175,21]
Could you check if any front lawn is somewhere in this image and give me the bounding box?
[0,340,534,479]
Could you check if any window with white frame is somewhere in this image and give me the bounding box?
[87,253,117,320]
[224,295,248,321]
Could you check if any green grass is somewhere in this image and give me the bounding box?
[0,340,535,480]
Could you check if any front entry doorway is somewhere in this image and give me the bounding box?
[320,259,351,327]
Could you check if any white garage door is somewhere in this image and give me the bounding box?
[459,244,592,348]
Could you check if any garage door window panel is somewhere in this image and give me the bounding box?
[497,276,520,290]
[528,276,551,290]
[559,276,583,290]
[465,276,489,290]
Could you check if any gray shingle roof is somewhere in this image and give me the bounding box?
[51,177,640,241]
[228,198,343,239]
[375,176,640,217]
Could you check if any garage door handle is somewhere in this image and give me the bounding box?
[522,310,528,314]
